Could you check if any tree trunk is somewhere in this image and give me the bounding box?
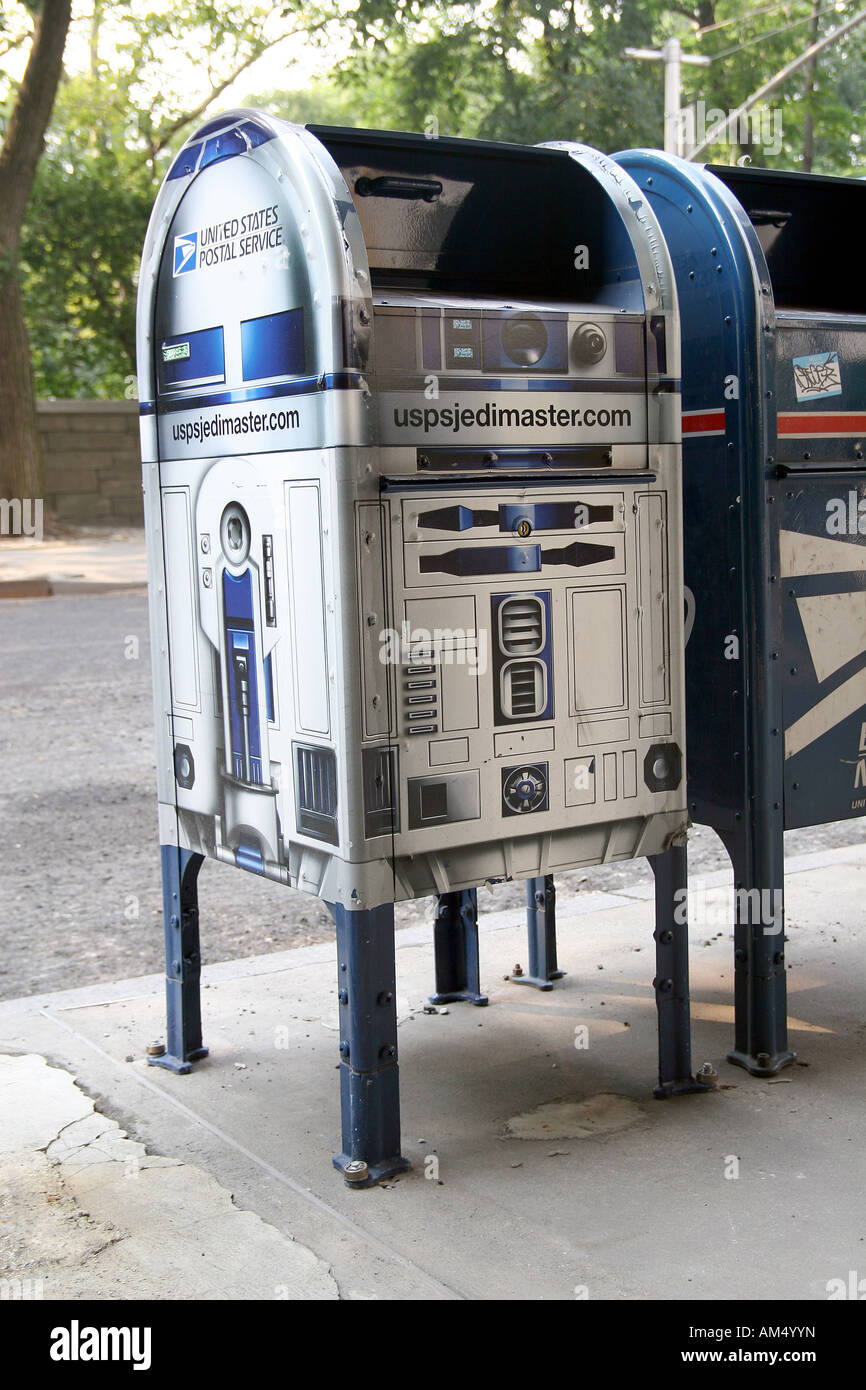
[0,270,42,500]
[802,1,822,174]
[0,0,72,504]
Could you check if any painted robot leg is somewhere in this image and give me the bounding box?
[149,846,208,1074]
[331,902,411,1187]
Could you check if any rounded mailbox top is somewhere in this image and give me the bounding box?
[136,110,373,434]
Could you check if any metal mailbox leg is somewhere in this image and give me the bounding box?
[720,827,796,1077]
[149,846,208,1074]
[648,843,709,1098]
[510,875,565,990]
[430,889,488,1006]
[331,902,410,1187]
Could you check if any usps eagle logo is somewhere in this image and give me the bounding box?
[173,232,198,277]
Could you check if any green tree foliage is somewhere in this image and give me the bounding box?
[672,0,866,169]
[22,79,154,397]
[10,0,341,398]
[255,2,866,168]
[300,1,665,148]
[10,0,866,399]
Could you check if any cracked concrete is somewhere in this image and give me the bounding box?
[0,1055,337,1300]
[2,840,866,1299]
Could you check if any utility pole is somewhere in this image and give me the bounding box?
[623,38,711,155]
[801,0,822,174]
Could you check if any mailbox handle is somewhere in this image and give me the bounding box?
[747,208,792,228]
[355,175,443,203]
[775,460,863,476]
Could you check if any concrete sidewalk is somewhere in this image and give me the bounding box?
[0,529,146,597]
[1,841,864,1301]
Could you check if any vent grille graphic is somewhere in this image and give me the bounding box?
[294,744,338,844]
[362,746,399,837]
[491,590,553,726]
[501,659,547,720]
[498,596,544,656]
[402,658,439,735]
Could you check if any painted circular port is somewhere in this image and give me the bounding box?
[502,313,548,366]
[220,501,251,565]
[572,323,607,365]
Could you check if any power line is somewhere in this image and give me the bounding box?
[687,6,866,158]
[710,1,850,62]
[696,0,797,36]
[626,3,861,156]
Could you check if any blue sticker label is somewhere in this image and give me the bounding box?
[173,231,198,277]
[793,351,842,402]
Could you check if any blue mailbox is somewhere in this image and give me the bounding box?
[612,154,866,1075]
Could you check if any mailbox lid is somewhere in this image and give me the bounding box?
[309,125,649,311]
[708,164,866,317]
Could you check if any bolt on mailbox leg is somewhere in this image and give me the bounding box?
[648,843,711,1098]
[510,875,565,990]
[330,902,410,1188]
[149,846,208,1074]
[720,829,796,1077]
[430,889,488,1006]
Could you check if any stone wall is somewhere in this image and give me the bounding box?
[37,400,142,526]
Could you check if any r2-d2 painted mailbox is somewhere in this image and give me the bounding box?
[138,111,694,1185]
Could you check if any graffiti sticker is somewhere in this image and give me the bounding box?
[793,351,843,402]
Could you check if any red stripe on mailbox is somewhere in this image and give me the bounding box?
[778,412,866,436]
[682,410,725,435]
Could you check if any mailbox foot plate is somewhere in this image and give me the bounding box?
[507,972,559,991]
[727,1047,797,1077]
[430,989,488,1006]
[332,1153,411,1188]
[146,1046,208,1074]
[653,1075,714,1099]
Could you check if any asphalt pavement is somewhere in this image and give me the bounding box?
[0,581,864,1000]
